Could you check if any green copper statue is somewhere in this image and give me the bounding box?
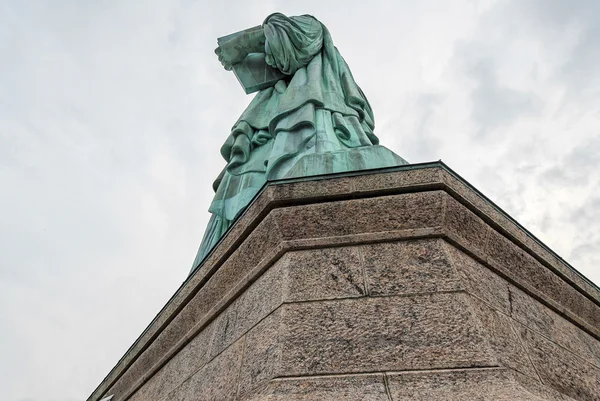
[191,13,407,271]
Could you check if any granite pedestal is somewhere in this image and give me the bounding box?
[89,163,600,401]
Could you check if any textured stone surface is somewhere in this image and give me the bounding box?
[200,213,280,313]
[242,374,389,401]
[362,239,462,296]
[128,321,215,401]
[468,297,538,378]
[510,285,600,368]
[166,338,245,401]
[444,243,511,314]
[484,228,600,337]
[444,195,489,253]
[348,166,443,193]
[439,170,600,304]
[387,368,562,401]
[278,293,494,376]
[208,300,239,360]
[106,312,190,399]
[274,191,445,241]
[271,175,355,202]
[234,260,285,339]
[90,165,600,401]
[283,247,365,302]
[208,246,370,372]
[512,371,579,401]
[238,292,497,397]
[518,327,600,401]
[109,212,284,400]
[447,242,600,371]
[238,311,283,397]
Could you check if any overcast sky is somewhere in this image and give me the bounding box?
[1,1,599,400]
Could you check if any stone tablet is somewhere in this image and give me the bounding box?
[217,26,287,94]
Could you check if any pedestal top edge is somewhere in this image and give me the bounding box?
[88,161,599,401]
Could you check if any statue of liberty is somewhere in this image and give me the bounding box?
[191,13,407,271]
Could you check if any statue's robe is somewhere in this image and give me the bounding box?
[192,13,379,270]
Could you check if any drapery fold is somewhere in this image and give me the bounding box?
[264,14,323,75]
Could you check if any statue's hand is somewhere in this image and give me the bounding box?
[215,39,248,71]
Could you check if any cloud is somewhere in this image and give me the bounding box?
[451,39,542,139]
[467,57,541,138]
[1,1,599,401]
[499,0,600,102]
[540,136,600,188]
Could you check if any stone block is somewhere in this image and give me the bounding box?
[444,243,511,314]
[205,245,370,377]
[485,229,600,337]
[166,338,245,401]
[209,300,239,360]
[518,327,600,401]
[242,373,389,401]
[238,311,283,397]
[444,196,489,253]
[127,320,215,401]
[238,293,495,397]
[348,166,443,193]
[112,211,284,400]
[387,368,560,400]
[169,212,282,348]
[362,239,462,296]
[468,297,538,378]
[106,311,189,399]
[484,229,536,283]
[234,260,285,339]
[278,293,493,376]
[198,213,280,310]
[283,247,365,302]
[512,371,579,401]
[274,191,445,241]
[510,285,600,368]
[271,176,355,202]
[437,170,495,213]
